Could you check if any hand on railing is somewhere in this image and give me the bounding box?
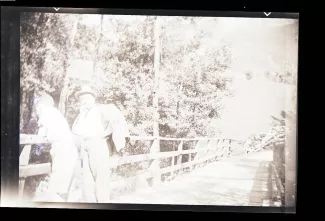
[117,148,128,157]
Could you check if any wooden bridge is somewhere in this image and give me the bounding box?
[112,150,281,206]
[19,134,285,206]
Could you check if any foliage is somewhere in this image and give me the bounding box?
[20,14,233,144]
[20,13,80,132]
[20,13,78,95]
[159,17,233,139]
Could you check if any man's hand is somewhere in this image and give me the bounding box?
[117,149,128,157]
[110,155,120,167]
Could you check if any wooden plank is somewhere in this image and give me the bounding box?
[18,134,242,193]
[149,139,161,186]
[20,145,32,166]
[112,148,221,187]
[20,134,239,143]
[19,163,52,178]
[128,135,236,142]
[216,139,224,158]
[110,153,151,167]
[160,152,220,174]
[19,145,32,197]
[221,139,228,158]
[18,139,219,172]
[271,167,282,205]
[176,141,183,166]
[109,150,181,167]
[112,140,226,188]
[171,148,176,179]
[227,140,232,157]
[204,140,211,159]
[191,140,202,170]
[129,136,156,141]
[271,163,285,200]
[170,141,183,177]
[111,171,152,189]
[211,140,219,159]
[20,134,48,145]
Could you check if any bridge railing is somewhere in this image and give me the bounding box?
[19,134,241,197]
[258,133,286,205]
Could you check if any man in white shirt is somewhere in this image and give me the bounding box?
[35,93,78,202]
[72,85,129,203]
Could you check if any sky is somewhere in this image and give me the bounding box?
[212,79,296,140]
[217,18,298,75]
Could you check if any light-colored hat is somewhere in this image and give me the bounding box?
[75,85,97,99]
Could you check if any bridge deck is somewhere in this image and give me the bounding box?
[112,150,275,206]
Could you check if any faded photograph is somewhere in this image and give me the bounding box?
[19,13,298,207]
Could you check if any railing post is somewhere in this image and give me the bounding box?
[19,144,32,198]
[211,139,218,161]
[244,141,249,155]
[191,140,199,170]
[202,140,209,166]
[149,138,161,187]
[206,140,213,163]
[220,139,225,158]
[174,141,183,176]
[170,147,175,180]
[215,139,221,159]
[222,139,230,158]
[228,140,232,157]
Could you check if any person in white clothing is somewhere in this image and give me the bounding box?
[35,93,78,202]
[72,85,130,203]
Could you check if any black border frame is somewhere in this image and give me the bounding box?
[1,6,299,19]
[1,4,303,216]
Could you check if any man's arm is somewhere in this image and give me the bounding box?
[100,104,130,153]
[38,126,47,136]
[37,116,48,137]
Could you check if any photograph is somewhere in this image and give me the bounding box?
[19,12,298,207]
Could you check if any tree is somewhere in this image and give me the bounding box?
[20,13,79,132]
[88,16,156,139]
[159,17,233,139]
[58,16,82,116]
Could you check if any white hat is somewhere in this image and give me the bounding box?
[75,85,97,99]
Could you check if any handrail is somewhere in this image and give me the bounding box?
[19,134,238,144]
[19,134,240,197]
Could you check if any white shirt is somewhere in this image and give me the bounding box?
[38,107,77,159]
[72,106,106,138]
[38,107,74,144]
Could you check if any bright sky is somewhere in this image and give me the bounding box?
[79,14,297,29]
[213,79,296,140]
[79,14,147,26]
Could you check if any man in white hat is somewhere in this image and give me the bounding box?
[34,92,78,202]
[72,85,129,203]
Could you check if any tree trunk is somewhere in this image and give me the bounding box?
[176,82,183,117]
[153,17,161,138]
[20,91,26,132]
[58,16,81,116]
[284,99,297,207]
[93,15,104,74]
[22,89,35,133]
